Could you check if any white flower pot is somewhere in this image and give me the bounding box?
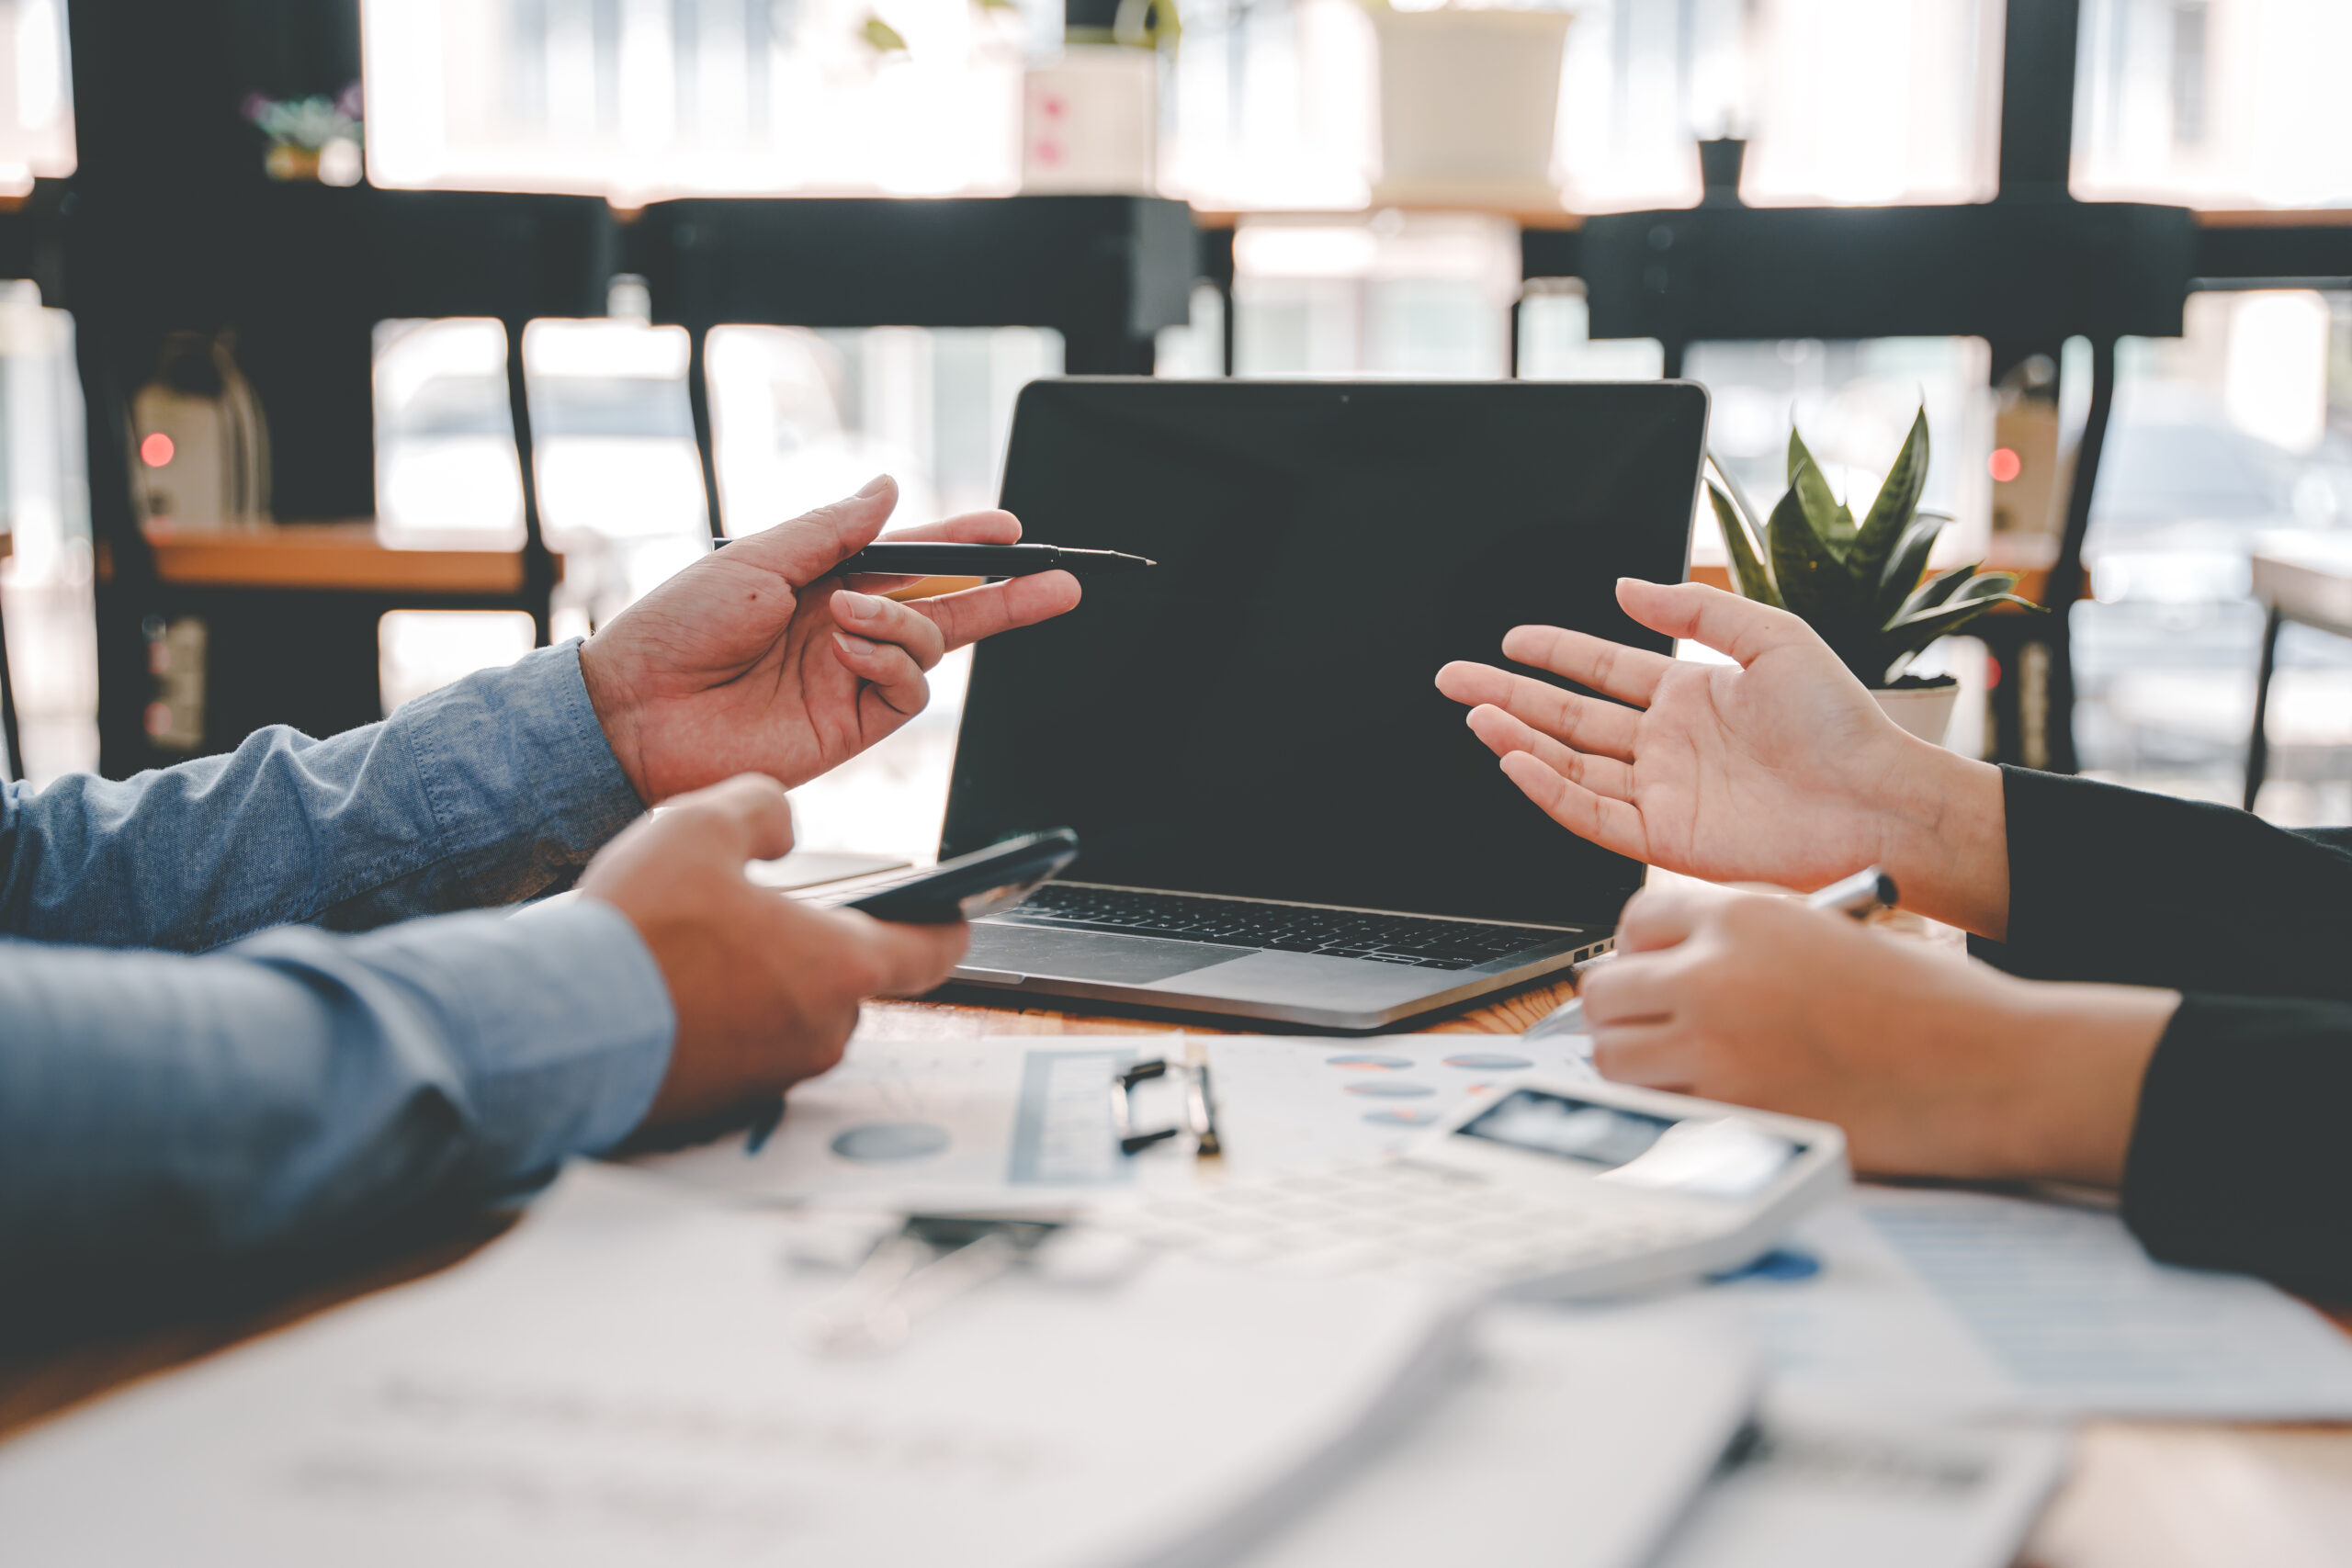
[1872,677,1961,746]
[1370,9,1572,209]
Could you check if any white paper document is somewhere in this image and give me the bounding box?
[1201,1031,1600,1176]
[0,1166,1470,1568]
[634,1036,1202,1211]
[1721,1184,2352,1420]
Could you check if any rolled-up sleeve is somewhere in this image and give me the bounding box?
[0,897,673,1267]
[0,640,645,952]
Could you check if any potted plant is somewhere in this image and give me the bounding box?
[1363,0,1573,209]
[1705,409,2041,744]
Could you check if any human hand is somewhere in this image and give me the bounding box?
[576,774,968,1127]
[1435,579,2011,939]
[577,477,1081,804]
[1579,882,2177,1186]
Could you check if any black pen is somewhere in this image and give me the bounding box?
[835,543,1156,578]
[1526,866,1900,1040]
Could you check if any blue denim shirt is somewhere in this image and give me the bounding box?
[0,642,675,1266]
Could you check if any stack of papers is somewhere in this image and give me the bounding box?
[0,1166,1470,1568]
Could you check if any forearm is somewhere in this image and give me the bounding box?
[0,642,644,951]
[1975,975,2177,1188]
[0,902,673,1268]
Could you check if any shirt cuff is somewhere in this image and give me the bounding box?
[357,896,676,1174]
[400,639,647,908]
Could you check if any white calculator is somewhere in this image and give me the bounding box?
[1094,1077,1849,1298]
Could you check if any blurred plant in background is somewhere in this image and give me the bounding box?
[1707,411,2038,690]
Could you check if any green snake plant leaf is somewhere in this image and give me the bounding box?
[1869,574,2041,683]
[1768,462,1869,642]
[1893,559,1980,622]
[1706,451,1771,551]
[1787,427,1856,558]
[1875,509,1952,624]
[1709,480,1782,608]
[1852,407,1930,581]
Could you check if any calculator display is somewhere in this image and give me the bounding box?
[1454,1089,1803,1200]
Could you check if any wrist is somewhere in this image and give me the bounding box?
[577,635,651,805]
[1869,739,2009,940]
[1981,976,2177,1186]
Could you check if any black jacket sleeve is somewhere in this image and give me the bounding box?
[2125,995,2352,1302]
[1969,767,2352,1000]
[1970,768,2352,1299]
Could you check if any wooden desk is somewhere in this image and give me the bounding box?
[5,977,2348,1568]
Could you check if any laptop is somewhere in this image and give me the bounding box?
[936,378,1707,1031]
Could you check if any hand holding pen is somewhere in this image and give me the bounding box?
[1526,866,1898,1040]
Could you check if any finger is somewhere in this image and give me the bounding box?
[1615,884,1737,953]
[1591,1025,1698,1091]
[1613,579,1816,668]
[672,773,797,862]
[837,912,972,997]
[1496,625,1674,707]
[831,631,930,718]
[1498,751,1649,859]
[1464,705,1634,801]
[1575,954,1679,1027]
[831,589,949,671]
[1437,663,1641,761]
[910,570,1082,650]
[721,475,899,585]
[880,508,1023,545]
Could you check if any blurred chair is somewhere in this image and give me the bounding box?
[2245,536,2352,812]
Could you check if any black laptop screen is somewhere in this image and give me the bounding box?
[940,380,1705,929]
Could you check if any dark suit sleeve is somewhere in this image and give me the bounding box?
[2123,994,2352,1302]
[1966,769,2352,1296]
[1967,766,2352,1001]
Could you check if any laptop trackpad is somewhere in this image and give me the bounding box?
[967,924,1252,985]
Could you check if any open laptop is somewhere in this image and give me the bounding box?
[935,378,1707,1031]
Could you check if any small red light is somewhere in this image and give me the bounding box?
[140,433,175,468]
[1988,446,2022,483]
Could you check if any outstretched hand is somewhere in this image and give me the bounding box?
[579,477,1081,804]
[1435,580,2010,937]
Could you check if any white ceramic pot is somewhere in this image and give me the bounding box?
[1370,9,1573,209]
[1872,677,1961,745]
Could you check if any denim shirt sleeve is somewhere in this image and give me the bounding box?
[0,639,646,951]
[0,897,675,1267]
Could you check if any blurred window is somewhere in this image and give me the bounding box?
[1232,213,1518,378]
[362,0,1035,197]
[1517,283,1665,382]
[2075,290,2352,819]
[0,0,73,194]
[0,280,92,783]
[2074,0,2352,208]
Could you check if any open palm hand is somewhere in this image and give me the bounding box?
[1434,580,1934,892]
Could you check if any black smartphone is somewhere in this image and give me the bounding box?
[843,829,1080,923]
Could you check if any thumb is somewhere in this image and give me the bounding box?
[1615,579,1818,668]
[1615,882,1734,953]
[722,475,899,586]
[667,773,797,863]
[837,911,971,996]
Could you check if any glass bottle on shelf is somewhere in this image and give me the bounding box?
[130,331,271,530]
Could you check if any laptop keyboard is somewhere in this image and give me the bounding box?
[989,885,1581,971]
